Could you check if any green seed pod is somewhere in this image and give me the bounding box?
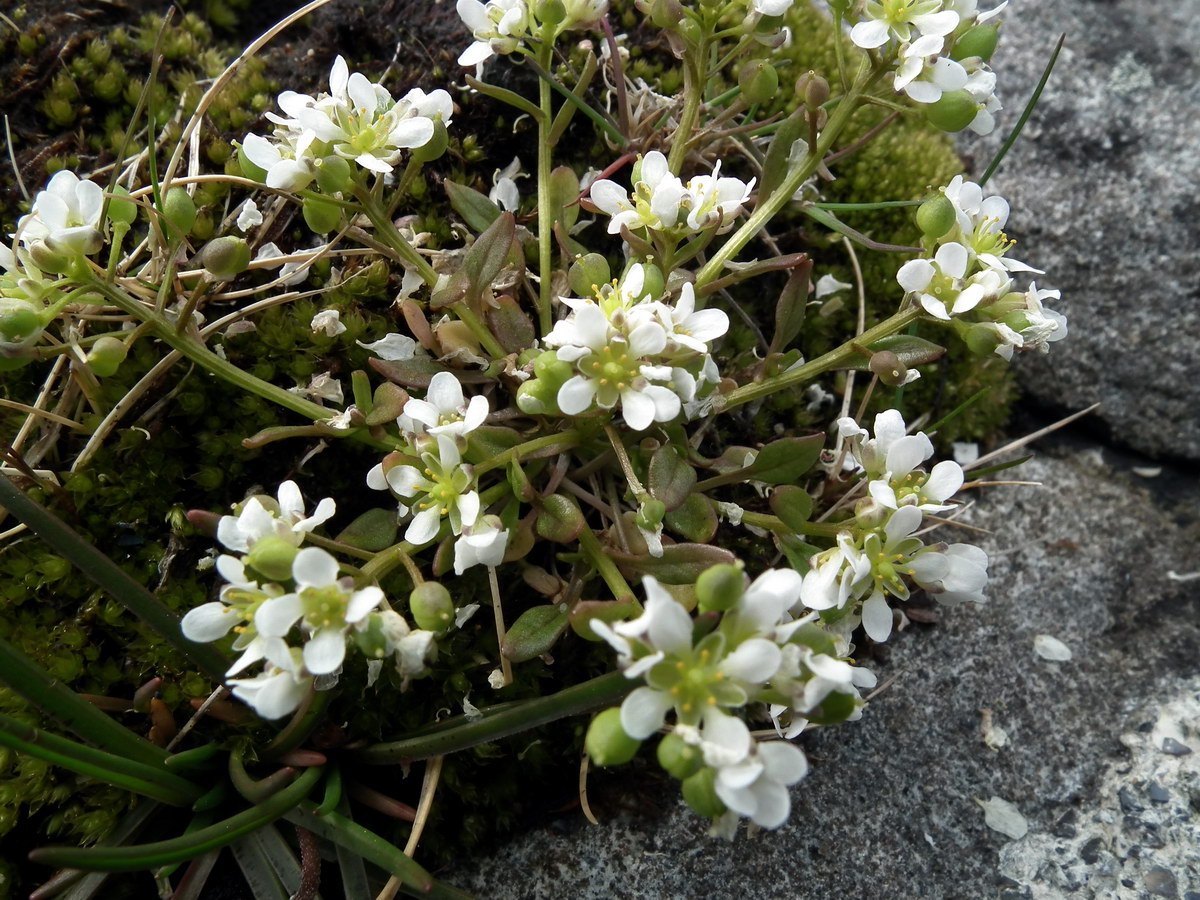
[107,185,138,226]
[86,336,128,377]
[537,0,567,27]
[868,350,910,387]
[681,767,727,818]
[0,300,44,348]
[632,263,665,301]
[915,193,956,240]
[963,321,1003,357]
[412,119,450,163]
[656,732,703,779]
[353,614,390,660]
[245,535,299,583]
[568,253,612,297]
[795,70,830,109]
[738,60,779,107]
[159,186,197,237]
[409,582,455,633]
[315,155,353,194]
[951,24,1000,62]
[302,195,342,235]
[925,90,978,133]
[635,499,667,533]
[201,236,251,281]
[235,142,268,183]
[695,563,745,613]
[584,708,641,766]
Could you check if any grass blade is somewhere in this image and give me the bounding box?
[0,634,168,766]
[0,474,231,682]
[980,33,1066,186]
[230,836,290,900]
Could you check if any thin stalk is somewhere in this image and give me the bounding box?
[356,670,631,763]
[359,541,420,585]
[694,59,878,289]
[577,525,637,608]
[473,429,583,475]
[535,42,555,335]
[737,510,844,538]
[667,55,705,174]
[451,301,508,360]
[351,186,438,287]
[713,307,922,411]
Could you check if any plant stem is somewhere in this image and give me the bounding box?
[473,429,583,475]
[714,306,921,411]
[667,55,705,174]
[694,59,878,289]
[351,185,439,287]
[577,525,637,608]
[355,671,631,763]
[737,510,844,538]
[535,43,555,335]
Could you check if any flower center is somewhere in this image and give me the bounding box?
[301,584,349,629]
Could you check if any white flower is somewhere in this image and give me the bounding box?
[453,515,509,574]
[289,371,344,405]
[368,434,480,544]
[254,547,385,675]
[590,151,685,235]
[311,309,346,337]
[948,0,1007,26]
[375,609,436,676]
[799,532,871,611]
[489,157,523,212]
[897,242,1007,319]
[1011,282,1068,353]
[714,740,808,829]
[403,370,489,437]
[15,171,104,256]
[241,133,316,192]
[907,542,989,605]
[228,643,313,719]
[850,0,959,50]
[963,59,1002,135]
[752,0,795,14]
[939,176,1037,273]
[894,35,968,103]
[358,332,421,360]
[236,199,263,232]
[216,481,336,554]
[653,283,729,355]
[456,0,531,66]
[562,0,609,27]
[680,162,754,234]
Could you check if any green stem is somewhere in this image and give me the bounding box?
[351,186,439,287]
[667,55,705,174]
[737,510,845,538]
[452,301,508,360]
[535,43,555,336]
[714,307,921,411]
[359,540,420,584]
[28,766,324,872]
[0,712,202,806]
[82,277,335,423]
[577,525,637,608]
[694,59,878,289]
[356,670,631,763]
[473,429,583,475]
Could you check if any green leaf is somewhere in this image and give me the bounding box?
[363,382,408,427]
[750,434,824,484]
[443,179,502,233]
[502,605,569,663]
[335,508,399,552]
[369,356,491,390]
[769,485,814,531]
[28,766,324,872]
[981,33,1065,185]
[612,543,737,585]
[485,295,536,353]
[648,445,697,511]
[536,494,585,544]
[768,258,813,355]
[547,166,581,233]
[0,475,231,683]
[663,494,718,543]
[467,425,524,460]
[757,108,807,206]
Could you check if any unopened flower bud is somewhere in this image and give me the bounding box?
[201,236,251,280]
[963,321,1003,357]
[738,60,780,106]
[315,156,353,194]
[86,335,128,377]
[409,582,455,633]
[585,707,641,766]
[26,241,73,275]
[695,563,745,613]
[568,253,611,296]
[635,499,667,532]
[353,613,391,660]
[916,193,956,240]
[925,90,978,133]
[516,378,557,415]
[632,263,664,301]
[868,350,910,387]
[853,497,888,529]
[106,185,139,226]
[657,732,703,779]
[681,767,727,818]
[236,142,268,182]
[302,196,342,235]
[951,24,1000,62]
[536,0,567,26]
[245,535,299,582]
[159,186,197,237]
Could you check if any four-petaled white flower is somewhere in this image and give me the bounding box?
[590,151,685,235]
[453,514,510,574]
[679,162,755,234]
[15,171,104,256]
[850,0,960,50]
[217,481,336,554]
[254,546,385,675]
[894,35,968,103]
[714,740,809,829]
[227,643,313,719]
[456,0,532,66]
[368,434,481,544]
[752,0,796,14]
[897,241,1006,320]
[404,371,489,437]
[653,283,729,355]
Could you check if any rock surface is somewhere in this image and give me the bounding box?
[451,445,1200,898]
[957,0,1200,461]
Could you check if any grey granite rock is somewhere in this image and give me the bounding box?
[450,446,1200,899]
[956,0,1200,461]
